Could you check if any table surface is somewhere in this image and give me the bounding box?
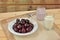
[0,9,60,40]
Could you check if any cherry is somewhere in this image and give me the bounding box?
[26,26,33,32]
[20,21,25,25]
[29,23,34,27]
[25,19,29,23]
[22,28,26,33]
[13,28,18,32]
[20,19,26,25]
[17,25,22,29]
[16,19,20,23]
[24,23,29,28]
[19,29,22,33]
[21,19,25,22]
[13,24,17,27]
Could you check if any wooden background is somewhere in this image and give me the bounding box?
[0,0,60,13]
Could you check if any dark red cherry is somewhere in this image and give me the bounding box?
[29,23,34,27]
[13,28,18,32]
[19,29,22,33]
[22,28,26,33]
[13,23,18,28]
[21,19,26,21]
[16,19,20,23]
[26,26,33,32]
[24,23,29,27]
[25,19,29,23]
[20,20,25,25]
[17,25,22,29]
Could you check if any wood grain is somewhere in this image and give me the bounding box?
[1,12,60,40]
[0,9,60,40]
[1,21,15,40]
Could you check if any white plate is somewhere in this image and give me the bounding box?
[8,18,38,36]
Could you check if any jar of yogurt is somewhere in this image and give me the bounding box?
[44,16,54,30]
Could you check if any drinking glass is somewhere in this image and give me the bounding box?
[36,7,46,21]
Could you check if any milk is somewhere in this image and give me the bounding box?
[44,16,54,30]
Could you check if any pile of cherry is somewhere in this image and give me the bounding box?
[13,19,34,33]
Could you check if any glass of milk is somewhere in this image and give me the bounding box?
[36,7,46,21]
[44,16,54,30]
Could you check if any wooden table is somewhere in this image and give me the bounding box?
[0,9,60,40]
